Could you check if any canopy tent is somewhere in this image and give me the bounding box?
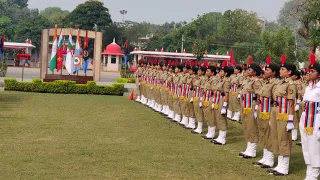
[130,51,230,61]
[4,42,36,49]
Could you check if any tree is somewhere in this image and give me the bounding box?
[278,0,320,53]
[64,0,112,31]
[265,21,282,32]
[217,9,262,44]
[192,39,208,60]
[15,15,50,52]
[40,7,70,26]
[6,0,28,9]
[255,28,296,64]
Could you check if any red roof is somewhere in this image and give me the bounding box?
[101,41,124,56]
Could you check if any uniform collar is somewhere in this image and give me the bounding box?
[284,77,292,82]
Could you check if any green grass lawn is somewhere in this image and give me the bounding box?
[0,91,306,180]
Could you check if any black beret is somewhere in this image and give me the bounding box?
[192,66,199,73]
[222,66,234,77]
[184,65,191,70]
[200,66,207,72]
[208,66,216,74]
[281,62,296,73]
[249,63,262,76]
[266,63,280,73]
[235,65,243,72]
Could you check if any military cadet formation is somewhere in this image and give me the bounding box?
[134,54,320,179]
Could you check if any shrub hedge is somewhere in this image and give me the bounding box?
[116,78,136,83]
[120,69,135,78]
[4,78,124,96]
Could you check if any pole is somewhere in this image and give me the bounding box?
[22,59,25,82]
[181,35,184,53]
[1,51,4,77]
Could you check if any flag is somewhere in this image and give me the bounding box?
[229,48,237,67]
[65,29,74,74]
[124,40,130,66]
[0,34,4,56]
[56,28,64,72]
[49,26,58,72]
[73,30,81,74]
[83,30,89,73]
[221,60,228,68]
[129,89,134,100]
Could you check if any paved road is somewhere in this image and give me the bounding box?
[4,67,121,82]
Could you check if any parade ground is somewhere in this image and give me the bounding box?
[0,91,306,179]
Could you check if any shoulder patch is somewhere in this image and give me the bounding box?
[288,89,294,94]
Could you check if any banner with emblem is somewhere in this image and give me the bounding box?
[83,30,89,73]
[56,27,64,72]
[73,29,81,74]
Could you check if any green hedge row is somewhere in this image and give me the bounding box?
[4,78,124,96]
[120,69,135,78]
[116,78,136,83]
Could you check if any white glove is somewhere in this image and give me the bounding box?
[237,94,241,99]
[295,105,299,111]
[286,115,294,131]
[190,97,194,103]
[138,83,140,86]
[221,107,227,114]
[254,105,258,119]
[269,120,271,126]
[199,101,203,108]
[211,103,214,110]
[221,102,228,114]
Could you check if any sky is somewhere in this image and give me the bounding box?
[28,0,287,24]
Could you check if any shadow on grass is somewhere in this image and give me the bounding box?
[0,93,26,117]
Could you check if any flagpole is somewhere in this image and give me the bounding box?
[1,51,4,77]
